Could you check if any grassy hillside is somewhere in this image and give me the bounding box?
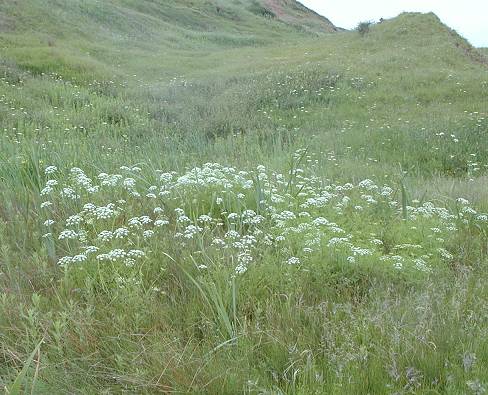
[0,0,336,83]
[1,2,488,393]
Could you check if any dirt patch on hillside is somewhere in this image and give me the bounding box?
[263,0,337,32]
[446,29,488,67]
[264,0,287,19]
[455,41,488,67]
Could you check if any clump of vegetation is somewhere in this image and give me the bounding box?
[248,1,276,19]
[356,20,373,36]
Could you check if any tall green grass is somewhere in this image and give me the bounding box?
[1,3,488,393]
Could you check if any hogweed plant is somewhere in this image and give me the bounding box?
[39,149,488,283]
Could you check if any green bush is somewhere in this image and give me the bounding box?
[248,2,276,19]
[356,20,373,36]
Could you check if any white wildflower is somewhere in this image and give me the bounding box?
[57,256,73,266]
[127,249,145,258]
[40,201,52,209]
[312,217,329,226]
[72,254,87,263]
[58,230,78,240]
[143,230,155,239]
[97,230,113,242]
[154,207,164,214]
[66,215,82,226]
[113,227,129,239]
[154,219,169,227]
[40,186,53,196]
[287,257,300,265]
[139,216,152,224]
[125,258,136,267]
[85,246,99,254]
[60,187,78,200]
[128,217,142,227]
[95,204,116,220]
[44,165,57,175]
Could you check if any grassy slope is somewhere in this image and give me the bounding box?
[1,2,488,393]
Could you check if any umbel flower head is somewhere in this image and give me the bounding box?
[41,158,487,275]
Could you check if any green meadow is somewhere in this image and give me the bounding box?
[1,1,488,393]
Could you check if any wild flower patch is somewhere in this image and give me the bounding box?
[39,151,487,276]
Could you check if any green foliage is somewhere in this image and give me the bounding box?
[1,2,488,393]
[356,20,373,36]
[248,2,276,19]
[5,339,43,394]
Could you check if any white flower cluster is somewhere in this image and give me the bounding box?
[39,160,488,275]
